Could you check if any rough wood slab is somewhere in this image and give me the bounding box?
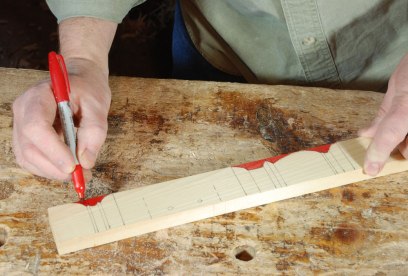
[1,67,407,274]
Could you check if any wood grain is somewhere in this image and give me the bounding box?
[1,67,407,274]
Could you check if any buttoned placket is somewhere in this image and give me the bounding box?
[281,0,342,88]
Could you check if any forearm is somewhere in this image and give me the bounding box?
[59,17,118,77]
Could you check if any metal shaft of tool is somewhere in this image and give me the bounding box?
[57,101,79,164]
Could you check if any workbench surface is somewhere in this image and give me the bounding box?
[1,68,407,275]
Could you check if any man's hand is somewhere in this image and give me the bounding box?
[13,58,111,180]
[12,17,117,180]
[359,53,408,175]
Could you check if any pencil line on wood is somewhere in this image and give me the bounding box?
[212,185,222,201]
[87,206,98,233]
[329,150,345,173]
[338,144,357,170]
[142,197,153,219]
[265,162,284,189]
[321,153,337,174]
[232,168,248,196]
[248,170,262,193]
[98,203,110,230]
[113,194,126,226]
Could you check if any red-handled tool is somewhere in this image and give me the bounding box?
[48,51,85,200]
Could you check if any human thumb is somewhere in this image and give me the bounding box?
[76,122,107,169]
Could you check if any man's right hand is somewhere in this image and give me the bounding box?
[13,58,112,180]
[12,17,117,181]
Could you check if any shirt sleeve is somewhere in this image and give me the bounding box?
[46,0,147,23]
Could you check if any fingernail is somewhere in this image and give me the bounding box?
[57,160,75,174]
[364,162,380,176]
[63,163,75,174]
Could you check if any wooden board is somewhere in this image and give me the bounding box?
[1,67,408,274]
[49,137,408,254]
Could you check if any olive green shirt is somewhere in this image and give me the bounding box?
[46,0,408,91]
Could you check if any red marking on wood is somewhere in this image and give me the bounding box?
[309,144,331,154]
[235,143,332,170]
[76,195,106,206]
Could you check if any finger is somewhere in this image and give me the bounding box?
[16,136,91,183]
[364,101,408,175]
[398,139,408,159]
[76,121,108,169]
[359,82,397,138]
[358,116,383,138]
[19,143,71,180]
[14,83,76,175]
[21,95,76,174]
[358,101,393,138]
[24,121,76,172]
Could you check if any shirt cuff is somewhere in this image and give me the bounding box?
[46,0,146,23]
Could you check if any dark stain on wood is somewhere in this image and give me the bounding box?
[220,212,236,220]
[93,161,130,192]
[131,109,168,135]
[333,223,360,245]
[212,91,262,134]
[256,100,353,153]
[276,260,290,271]
[108,113,126,134]
[213,91,353,154]
[0,102,11,116]
[150,139,163,144]
[362,192,371,198]
[342,189,354,203]
[94,161,119,174]
[0,212,35,219]
[256,103,311,153]
[276,215,285,229]
[309,222,365,255]
[238,211,260,222]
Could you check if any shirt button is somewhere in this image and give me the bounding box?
[302,36,317,46]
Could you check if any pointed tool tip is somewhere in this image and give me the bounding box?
[78,193,85,202]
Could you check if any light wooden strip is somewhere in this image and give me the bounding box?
[48,137,408,255]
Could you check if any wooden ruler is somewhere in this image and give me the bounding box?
[48,137,408,255]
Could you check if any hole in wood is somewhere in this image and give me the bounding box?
[0,225,8,248]
[233,245,256,262]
